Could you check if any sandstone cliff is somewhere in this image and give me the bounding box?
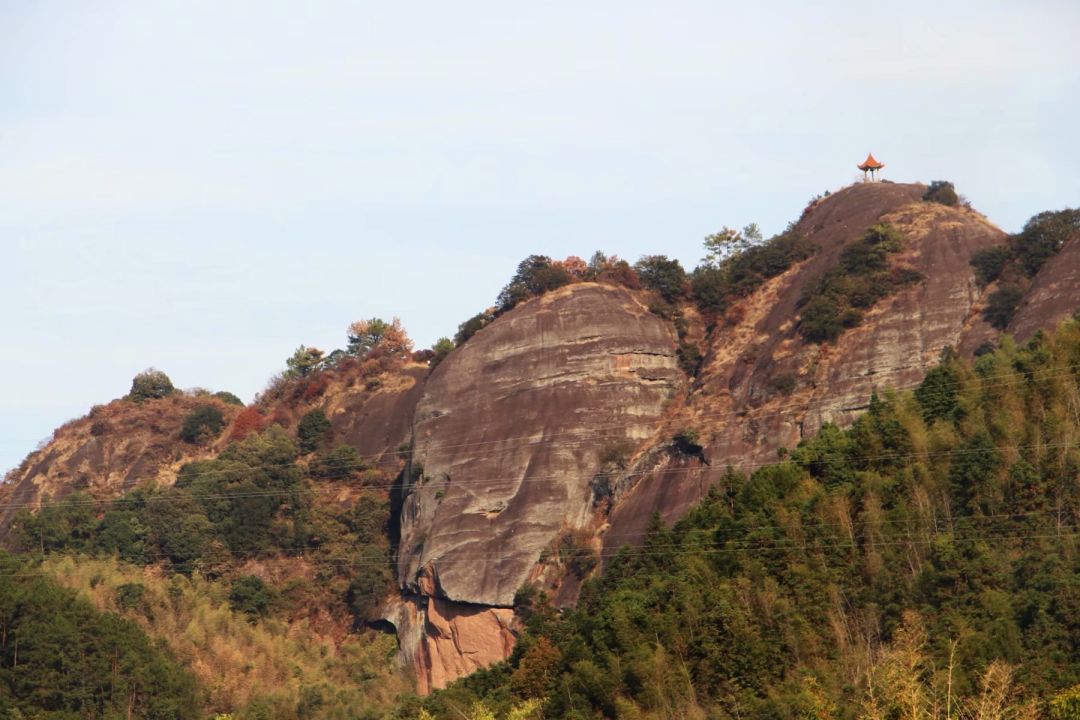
[387,283,681,690]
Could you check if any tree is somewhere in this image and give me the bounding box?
[180,404,225,443]
[213,390,244,406]
[311,444,366,480]
[347,317,414,359]
[128,368,175,401]
[914,363,959,423]
[510,637,562,699]
[634,255,687,303]
[229,406,266,442]
[297,409,332,453]
[702,223,762,267]
[284,345,324,379]
[497,255,573,312]
[983,284,1025,329]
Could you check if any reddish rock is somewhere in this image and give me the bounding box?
[396,283,681,610]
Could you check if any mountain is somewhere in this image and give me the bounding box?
[2,180,1078,711]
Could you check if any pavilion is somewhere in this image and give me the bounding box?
[857,153,885,182]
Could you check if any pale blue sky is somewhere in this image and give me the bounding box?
[2,0,1078,473]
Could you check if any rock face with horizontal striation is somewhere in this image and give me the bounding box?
[390,283,680,688]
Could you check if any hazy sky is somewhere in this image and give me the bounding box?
[2,0,1078,473]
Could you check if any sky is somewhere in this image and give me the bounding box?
[1,0,1078,474]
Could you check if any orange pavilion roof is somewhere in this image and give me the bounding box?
[857,153,885,170]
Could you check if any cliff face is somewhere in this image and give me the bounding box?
[387,283,681,689]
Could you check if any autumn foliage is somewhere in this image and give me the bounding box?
[229,406,266,442]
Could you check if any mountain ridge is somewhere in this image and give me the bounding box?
[3,180,1078,699]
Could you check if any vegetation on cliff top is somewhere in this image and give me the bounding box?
[971,208,1080,329]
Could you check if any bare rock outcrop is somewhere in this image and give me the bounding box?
[393,282,680,688]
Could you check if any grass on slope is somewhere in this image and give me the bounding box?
[41,555,408,719]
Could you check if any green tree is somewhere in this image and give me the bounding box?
[284,345,325,379]
[311,444,366,480]
[180,404,225,443]
[914,362,960,423]
[983,283,1025,329]
[297,409,333,453]
[1010,208,1080,276]
[634,255,687,303]
[702,223,762,267]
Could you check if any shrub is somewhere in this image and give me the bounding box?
[673,428,703,456]
[557,532,599,579]
[180,404,225,444]
[229,575,274,619]
[634,255,687,303]
[589,253,640,289]
[677,341,703,376]
[229,406,266,442]
[128,368,175,401]
[970,246,1011,287]
[769,373,797,395]
[797,224,919,343]
[983,283,1025,329]
[297,409,332,453]
[799,297,844,343]
[455,310,495,345]
[430,337,455,367]
[923,180,959,206]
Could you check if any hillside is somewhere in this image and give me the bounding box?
[2,180,1079,714]
[417,317,1080,719]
